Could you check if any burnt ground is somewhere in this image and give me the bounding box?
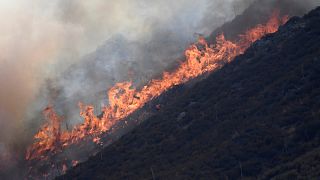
[59,6,320,180]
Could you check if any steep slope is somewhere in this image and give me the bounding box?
[60,7,320,180]
[208,0,316,42]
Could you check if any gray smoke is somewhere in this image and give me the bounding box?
[0,1,254,171]
[0,0,319,175]
[29,0,255,128]
[42,0,320,128]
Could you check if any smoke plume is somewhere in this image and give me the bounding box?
[0,0,251,167]
[0,0,319,174]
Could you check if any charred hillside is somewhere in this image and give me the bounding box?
[60,7,320,180]
[208,0,316,43]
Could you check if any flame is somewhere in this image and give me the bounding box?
[26,11,288,163]
[72,160,79,167]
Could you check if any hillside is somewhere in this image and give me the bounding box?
[208,0,314,42]
[60,7,320,180]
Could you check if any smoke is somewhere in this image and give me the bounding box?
[44,0,320,128]
[0,0,253,165]
[26,0,257,130]
[286,0,320,13]
[0,0,319,174]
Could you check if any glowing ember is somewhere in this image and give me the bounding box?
[72,160,79,167]
[26,11,288,163]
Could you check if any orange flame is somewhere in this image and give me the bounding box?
[26,11,288,161]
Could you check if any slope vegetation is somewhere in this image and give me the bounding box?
[60,7,320,180]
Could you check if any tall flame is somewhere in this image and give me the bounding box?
[26,11,288,162]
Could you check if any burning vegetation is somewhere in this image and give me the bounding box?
[25,11,288,177]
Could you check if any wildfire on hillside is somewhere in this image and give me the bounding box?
[26,10,288,177]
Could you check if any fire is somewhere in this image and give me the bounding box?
[72,160,79,167]
[25,106,63,160]
[26,11,288,164]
